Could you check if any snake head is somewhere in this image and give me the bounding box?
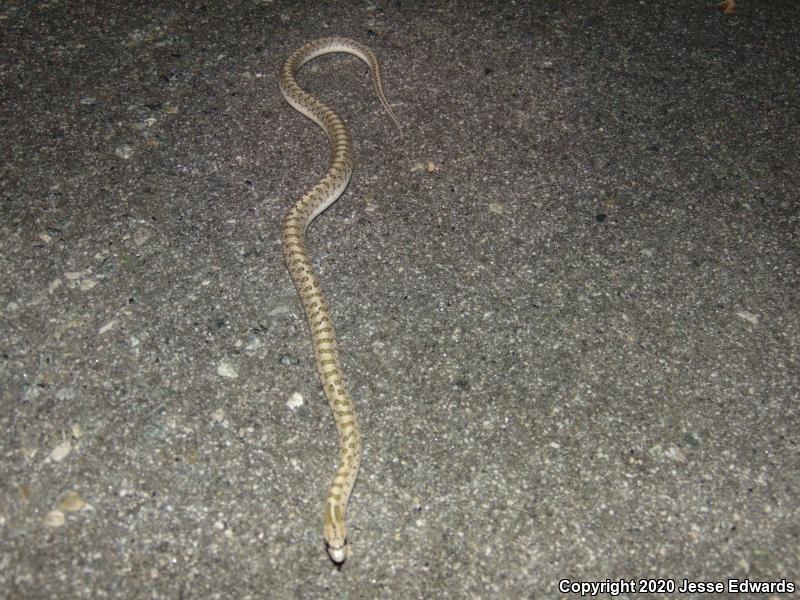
[325,539,348,565]
[324,502,350,564]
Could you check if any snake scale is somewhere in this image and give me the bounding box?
[279,38,400,564]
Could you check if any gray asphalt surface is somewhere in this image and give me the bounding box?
[1,1,798,598]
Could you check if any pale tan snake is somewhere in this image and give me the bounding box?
[279,38,399,564]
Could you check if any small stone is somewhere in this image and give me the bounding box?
[99,319,118,334]
[58,491,86,512]
[279,354,299,366]
[217,359,238,379]
[286,392,304,410]
[736,310,758,325]
[65,271,87,281]
[268,304,291,316]
[115,144,135,159]
[244,335,263,354]
[664,446,686,463]
[488,202,504,214]
[54,388,75,401]
[45,510,66,527]
[50,440,72,462]
[134,226,152,246]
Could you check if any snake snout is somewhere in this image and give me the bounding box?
[326,542,348,565]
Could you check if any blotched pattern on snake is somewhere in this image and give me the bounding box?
[279,38,399,564]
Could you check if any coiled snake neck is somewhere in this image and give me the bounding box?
[278,38,399,565]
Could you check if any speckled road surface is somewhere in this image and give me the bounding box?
[1,1,798,598]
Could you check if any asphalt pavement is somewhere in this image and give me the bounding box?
[1,1,798,597]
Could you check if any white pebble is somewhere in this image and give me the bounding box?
[115,144,134,159]
[45,510,65,527]
[736,310,758,325]
[286,392,304,410]
[217,359,238,379]
[50,440,72,462]
[98,319,118,334]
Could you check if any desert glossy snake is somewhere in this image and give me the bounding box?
[279,38,399,564]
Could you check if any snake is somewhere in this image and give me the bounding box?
[278,38,400,564]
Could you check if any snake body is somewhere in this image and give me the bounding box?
[279,38,399,564]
